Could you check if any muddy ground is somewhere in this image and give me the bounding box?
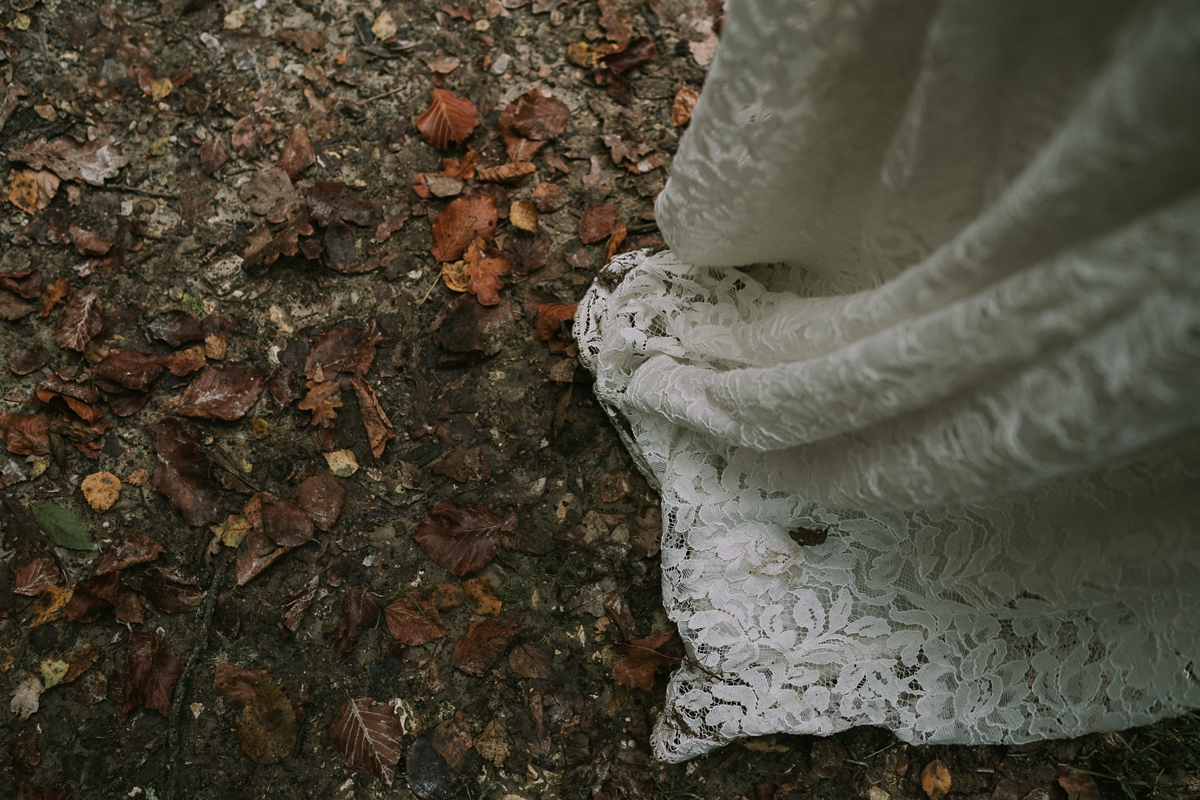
[0,0,1196,798]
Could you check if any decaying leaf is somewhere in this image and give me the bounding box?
[672,86,700,126]
[93,350,165,391]
[69,224,112,256]
[275,28,326,53]
[95,532,164,574]
[8,136,128,185]
[451,616,527,676]
[14,558,58,597]
[461,237,512,306]
[81,471,122,512]
[0,412,50,456]
[331,697,404,787]
[599,469,636,502]
[30,584,74,628]
[8,170,59,213]
[237,676,299,764]
[920,759,952,800]
[415,89,479,150]
[612,631,677,691]
[1057,767,1102,800]
[118,630,184,719]
[463,577,502,616]
[598,0,633,47]
[599,35,656,74]
[214,662,269,705]
[10,673,43,721]
[307,182,373,227]
[260,496,314,547]
[351,374,396,458]
[412,500,503,576]
[200,136,229,174]
[508,640,554,680]
[238,168,301,223]
[384,592,447,646]
[281,572,321,633]
[138,567,205,613]
[431,194,498,262]
[509,200,538,232]
[295,473,345,532]
[176,365,266,420]
[535,303,579,342]
[298,379,342,428]
[235,529,290,587]
[63,572,119,622]
[55,292,103,352]
[148,418,223,527]
[334,588,382,657]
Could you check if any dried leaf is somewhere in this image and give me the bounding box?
[8,136,128,185]
[431,195,498,262]
[230,115,276,161]
[239,168,301,223]
[599,35,656,74]
[214,662,269,705]
[93,350,165,391]
[8,170,58,214]
[281,573,321,633]
[9,344,53,375]
[415,89,479,150]
[604,224,628,261]
[0,290,34,321]
[63,572,119,622]
[95,532,164,574]
[612,631,677,691]
[0,412,50,456]
[1057,768,1102,800]
[535,303,579,341]
[260,496,314,547]
[566,41,622,68]
[530,182,567,213]
[412,500,503,576]
[463,577,502,616]
[508,640,554,679]
[384,593,447,646]
[509,89,569,141]
[476,161,536,185]
[62,643,99,684]
[811,739,848,779]
[597,0,633,47]
[241,213,316,269]
[69,224,112,256]
[509,200,538,232]
[79,471,122,512]
[451,616,527,676]
[138,567,205,613]
[13,558,58,597]
[235,528,290,586]
[462,237,512,306]
[199,136,229,174]
[10,674,43,720]
[29,585,74,628]
[331,697,404,787]
[55,292,102,352]
[374,200,410,242]
[147,310,207,346]
[579,203,618,244]
[671,86,700,127]
[275,28,326,53]
[31,503,93,550]
[432,443,500,483]
[124,630,184,717]
[39,278,69,318]
[277,124,316,180]
[307,182,373,227]
[148,417,223,527]
[176,364,266,420]
[295,473,345,532]
[237,677,299,764]
[298,379,342,428]
[162,346,206,376]
[920,759,952,800]
[351,375,396,458]
[334,588,382,657]
[427,50,462,74]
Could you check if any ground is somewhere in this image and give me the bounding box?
[0,0,1197,798]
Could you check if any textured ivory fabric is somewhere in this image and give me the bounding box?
[575,0,1200,763]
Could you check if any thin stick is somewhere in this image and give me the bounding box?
[168,556,228,800]
[365,85,407,103]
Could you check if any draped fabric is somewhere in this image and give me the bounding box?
[574,0,1200,763]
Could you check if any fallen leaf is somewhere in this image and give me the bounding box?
[1057,767,1102,800]
[238,168,301,223]
[63,572,119,621]
[415,89,478,150]
[476,161,537,185]
[535,302,579,341]
[324,449,359,477]
[295,473,345,532]
[407,723,484,798]
[427,49,462,74]
[148,418,223,526]
[597,0,633,47]
[81,471,122,512]
[370,7,397,39]
[298,379,342,428]
[39,278,69,318]
[260,496,315,547]
[31,503,93,550]
[94,532,163,574]
[93,350,165,391]
[431,194,498,262]
[612,631,677,691]
[38,658,67,689]
[412,500,503,576]
[123,630,184,718]
[9,344,53,375]
[0,290,35,321]
[281,572,321,633]
[599,35,656,74]
[62,643,100,684]
[474,719,509,768]
[920,759,952,800]
[8,136,128,185]
[579,203,619,244]
[463,577,502,616]
[162,346,207,377]
[147,310,208,346]
[384,593,448,646]
[176,364,266,420]
[530,182,567,214]
[275,28,326,53]
[230,115,276,160]
[351,375,396,458]
[14,558,58,597]
[374,200,410,242]
[452,616,527,676]
[566,41,622,68]
[235,529,290,587]
[10,673,43,720]
[604,224,628,261]
[509,89,569,141]
[508,640,554,679]
[334,588,382,657]
[509,200,538,232]
[55,292,103,352]
[331,697,404,787]
[68,224,112,256]
[214,662,269,705]
[811,739,848,779]
[0,412,50,455]
[8,169,59,213]
[461,237,512,306]
[237,676,299,764]
[599,469,636,502]
[431,296,519,362]
[671,86,700,127]
[29,584,74,628]
[307,182,373,227]
[200,136,230,174]
[138,567,205,613]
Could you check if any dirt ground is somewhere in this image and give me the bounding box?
[1,0,1197,798]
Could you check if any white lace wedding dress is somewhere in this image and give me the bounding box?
[575,0,1200,762]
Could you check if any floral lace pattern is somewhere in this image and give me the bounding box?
[575,0,1200,763]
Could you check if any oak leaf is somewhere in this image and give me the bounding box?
[298,379,342,428]
[415,89,478,150]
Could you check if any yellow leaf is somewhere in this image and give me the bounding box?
[81,471,122,513]
[509,200,539,232]
[211,515,252,548]
[40,658,69,689]
[371,8,397,39]
[921,759,952,800]
[29,585,74,629]
[151,77,173,101]
[442,260,470,293]
[8,169,60,214]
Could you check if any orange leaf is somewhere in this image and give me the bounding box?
[298,380,342,428]
[535,303,579,341]
[920,759,952,800]
[463,237,512,306]
[351,375,395,458]
[604,224,628,262]
[415,89,478,150]
[612,632,677,691]
[672,86,700,127]
[476,161,536,185]
[431,194,498,262]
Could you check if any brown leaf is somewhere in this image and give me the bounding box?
[9,344,52,376]
[260,496,314,547]
[237,676,299,764]
[439,151,478,180]
[199,136,229,175]
[306,327,361,374]
[295,473,345,532]
[432,712,475,772]
[147,310,207,346]
[281,572,321,633]
[566,41,622,69]
[671,86,700,127]
[604,224,628,261]
[80,469,121,511]
[530,182,568,213]
[162,346,206,377]
[235,529,290,587]
[599,469,637,502]
[214,662,269,705]
[68,224,112,256]
[148,418,223,526]
[298,379,342,428]
[30,584,74,628]
[125,630,184,717]
[278,124,316,179]
[508,640,554,680]
[599,36,656,74]
[307,182,373,227]
[462,237,512,306]
[350,375,396,458]
[8,136,128,185]
[415,89,479,150]
[412,500,503,576]
[0,290,35,321]
[331,697,404,787]
[452,616,527,676]
[374,199,410,243]
[239,168,301,223]
[95,532,164,574]
[535,303,579,342]
[811,739,848,779]
[138,567,205,613]
[334,588,382,657]
[63,571,119,622]
[230,115,276,160]
[176,365,266,420]
[579,204,619,244]
[509,89,569,141]
[55,292,102,351]
[0,412,50,456]
[241,213,316,270]
[93,350,164,391]
[61,643,99,684]
[275,28,326,53]
[476,161,537,185]
[13,558,58,597]
[509,200,538,232]
[1057,767,1102,800]
[597,0,633,47]
[426,49,462,74]
[432,443,500,484]
[383,593,447,646]
[39,278,68,318]
[612,631,677,691]
[920,759,952,800]
[431,296,518,362]
[431,194,498,262]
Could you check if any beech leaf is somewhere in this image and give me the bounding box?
[384,593,447,646]
[411,500,503,576]
[176,365,266,420]
[295,473,346,532]
[509,90,569,141]
[431,195,498,262]
[921,759,952,800]
[612,631,677,691]
[415,89,478,150]
[334,588,382,657]
[331,697,405,787]
[55,292,103,352]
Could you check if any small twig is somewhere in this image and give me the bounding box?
[364,85,407,103]
[418,276,441,306]
[168,556,228,800]
[98,184,180,200]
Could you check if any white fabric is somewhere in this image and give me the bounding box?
[575,0,1200,763]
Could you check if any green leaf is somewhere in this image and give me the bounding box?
[31,503,94,550]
